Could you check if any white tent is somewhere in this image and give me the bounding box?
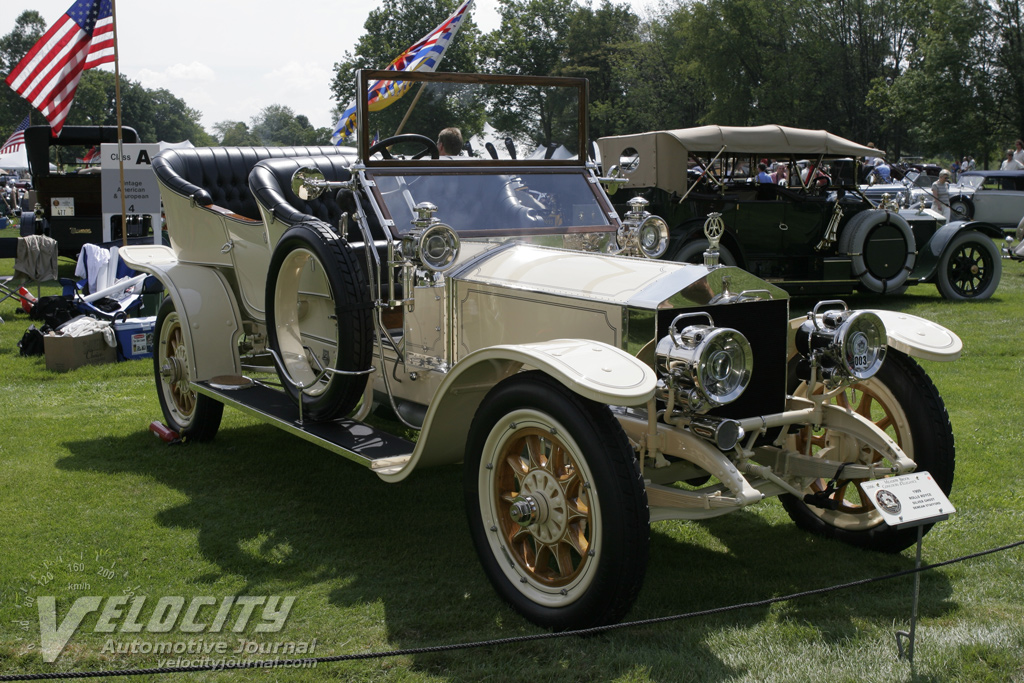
[0,146,29,170]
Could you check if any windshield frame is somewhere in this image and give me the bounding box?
[356,70,589,168]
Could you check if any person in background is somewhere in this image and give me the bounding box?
[870,158,892,183]
[1013,139,1024,167]
[756,162,773,184]
[771,163,788,185]
[932,169,952,221]
[437,127,464,156]
[950,158,960,181]
[1000,149,1023,170]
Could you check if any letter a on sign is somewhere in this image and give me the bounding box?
[136,149,152,166]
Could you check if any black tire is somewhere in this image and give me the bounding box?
[780,350,955,553]
[154,298,224,441]
[464,371,649,629]
[671,238,738,266]
[935,231,1001,301]
[948,196,974,221]
[838,210,916,293]
[266,222,372,421]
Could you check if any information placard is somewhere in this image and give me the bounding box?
[860,472,955,528]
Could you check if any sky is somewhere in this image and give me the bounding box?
[1,0,657,140]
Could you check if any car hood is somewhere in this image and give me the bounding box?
[450,241,787,310]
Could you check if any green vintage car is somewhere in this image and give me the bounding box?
[597,126,1003,300]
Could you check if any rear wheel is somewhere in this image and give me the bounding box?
[935,231,1001,300]
[780,350,955,553]
[464,372,649,629]
[266,222,372,421]
[154,298,223,441]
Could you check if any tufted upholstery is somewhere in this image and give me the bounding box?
[248,155,355,233]
[153,146,355,221]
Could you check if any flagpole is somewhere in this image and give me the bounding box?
[111,0,127,247]
[394,83,427,136]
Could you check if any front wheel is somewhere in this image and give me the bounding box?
[935,231,1001,300]
[464,372,649,629]
[154,298,223,441]
[780,350,955,553]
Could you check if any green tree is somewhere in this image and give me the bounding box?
[249,104,329,146]
[0,10,45,131]
[217,121,261,146]
[992,0,1024,139]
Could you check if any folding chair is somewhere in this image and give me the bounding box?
[0,235,60,323]
[61,243,156,321]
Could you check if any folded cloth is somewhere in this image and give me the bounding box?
[15,234,59,282]
[55,316,116,347]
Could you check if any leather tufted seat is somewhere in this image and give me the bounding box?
[248,155,355,234]
[153,146,355,221]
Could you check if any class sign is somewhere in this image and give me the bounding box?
[100,143,162,217]
[860,472,956,528]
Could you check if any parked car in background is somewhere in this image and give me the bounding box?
[122,70,964,630]
[948,170,1024,229]
[861,168,939,210]
[597,126,1003,300]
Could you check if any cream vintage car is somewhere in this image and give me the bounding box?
[121,70,962,630]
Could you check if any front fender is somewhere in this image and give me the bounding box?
[788,310,961,362]
[913,219,1003,279]
[376,339,657,482]
[120,245,244,381]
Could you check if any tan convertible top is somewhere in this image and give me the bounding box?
[597,125,882,194]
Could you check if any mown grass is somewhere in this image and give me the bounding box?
[1,232,1022,682]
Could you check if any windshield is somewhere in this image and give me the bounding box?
[353,71,586,164]
[957,175,985,190]
[367,169,613,237]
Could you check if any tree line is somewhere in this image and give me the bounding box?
[4,0,1024,167]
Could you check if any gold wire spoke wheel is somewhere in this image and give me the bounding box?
[153,298,223,441]
[164,318,197,418]
[494,426,594,589]
[795,377,913,530]
[464,372,649,628]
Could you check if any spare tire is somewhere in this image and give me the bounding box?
[266,221,373,421]
[838,210,916,294]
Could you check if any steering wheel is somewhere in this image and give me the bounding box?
[367,134,439,160]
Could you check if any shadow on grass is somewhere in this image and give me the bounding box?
[57,423,954,680]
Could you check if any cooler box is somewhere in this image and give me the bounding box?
[114,316,156,360]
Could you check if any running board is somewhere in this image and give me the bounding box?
[192,381,414,471]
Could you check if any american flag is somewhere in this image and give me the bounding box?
[331,0,474,145]
[4,0,115,136]
[0,115,31,155]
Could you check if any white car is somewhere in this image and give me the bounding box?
[122,69,964,631]
[949,170,1024,228]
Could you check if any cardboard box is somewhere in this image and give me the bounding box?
[114,316,156,360]
[44,331,118,372]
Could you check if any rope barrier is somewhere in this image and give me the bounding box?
[2,538,1022,681]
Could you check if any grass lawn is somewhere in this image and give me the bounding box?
[1,229,1022,682]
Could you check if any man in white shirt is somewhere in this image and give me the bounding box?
[1001,149,1023,170]
[1013,139,1024,167]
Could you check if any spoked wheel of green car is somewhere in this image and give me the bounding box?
[266,221,373,422]
[154,298,223,441]
[936,231,1001,300]
[780,350,955,553]
[464,371,649,629]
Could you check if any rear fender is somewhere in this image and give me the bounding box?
[376,339,657,482]
[913,220,1003,279]
[120,245,244,380]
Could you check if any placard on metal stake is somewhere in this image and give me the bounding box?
[859,472,955,664]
